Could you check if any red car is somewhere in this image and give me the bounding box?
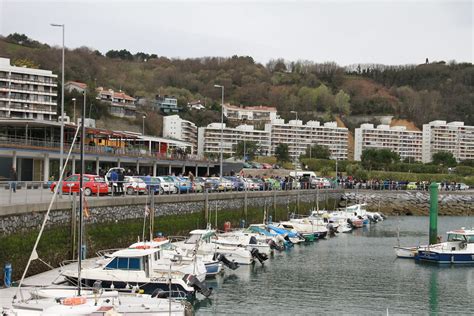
[261,163,273,169]
[50,174,109,196]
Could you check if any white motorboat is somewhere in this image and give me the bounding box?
[6,289,189,315]
[128,239,224,277]
[173,229,262,265]
[416,228,474,264]
[62,246,211,298]
[216,230,272,256]
[288,218,329,239]
[277,221,327,240]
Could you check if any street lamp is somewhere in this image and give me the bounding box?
[214,84,224,179]
[72,98,76,124]
[290,110,298,184]
[50,23,65,181]
[142,114,146,135]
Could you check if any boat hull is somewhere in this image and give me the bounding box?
[417,250,474,264]
[205,261,223,277]
[65,276,195,299]
[394,246,418,259]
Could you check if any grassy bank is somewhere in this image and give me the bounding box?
[0,199,333,282]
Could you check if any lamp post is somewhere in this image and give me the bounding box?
[50,23,65,181]
[72,98,76,124]
[290,110,298,185]
[214,84,224,179]
[142,114,146,135]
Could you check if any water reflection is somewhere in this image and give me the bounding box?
[429,269,438,315]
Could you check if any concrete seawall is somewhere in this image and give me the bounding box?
[0,189,342,236]
[1,189,473,236]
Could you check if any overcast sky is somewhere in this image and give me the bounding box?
[0,0,472,65]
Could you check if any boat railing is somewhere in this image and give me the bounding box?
[96,248,123,258]
[59,259,78,268]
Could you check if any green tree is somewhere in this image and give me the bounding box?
[233,140,258,161]
[432,151,457,167]
[275,143,290,163]
[334,89,351,115]
[361,148,400,171]
[301,144,330,159]
[314,84,334,112]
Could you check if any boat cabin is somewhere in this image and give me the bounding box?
[446,229,474,244]
[104,248,160,276]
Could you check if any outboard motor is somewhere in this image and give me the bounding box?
[283,235,294,248]
[380,213,387,219]
[373,214,381,222]
[267,239,284,251]
[347,218,354,228]
[327,223,337,236]
[184,274,212,297]
[250,248,268,265]
[366,214,375,223]
[215,253,239,270]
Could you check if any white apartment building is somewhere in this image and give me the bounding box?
[96,87,136,118]
[354,124,423,162]
[422,120,474,162]
[197,123,271,157]
[163,115,198,154]
[0,57,57,120]
[265,119,348,160]
[223,104,278,122]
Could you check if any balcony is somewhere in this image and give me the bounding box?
[0,135,213,163]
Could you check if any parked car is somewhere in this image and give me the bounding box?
[242,162,252,168]
[261,163,272,169]
[137,176,161,195]
[312,177,331,189]
[105,167,125,186]
[406,182,418,190]
[242,178,259,190]
[205,178,222,192]
[224,176,245,191]
[219,178,233,191]
[170,176,192,193]
[458,183,470,190]
[264,178,281,190]
[157,176,178,194]
[124,176,147,195]
[50,174,109,196]
[251,178,265,190]
[250,162,262,169]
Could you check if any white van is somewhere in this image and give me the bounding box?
[289,171,317,179]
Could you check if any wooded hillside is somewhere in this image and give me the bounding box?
[1,33,472,129]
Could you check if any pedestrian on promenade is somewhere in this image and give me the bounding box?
[117,169,124,195]
[110,169,118,195]
[10,167,17,193]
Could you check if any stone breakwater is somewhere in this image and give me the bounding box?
[343,191,474,216]
[0,190,340,236]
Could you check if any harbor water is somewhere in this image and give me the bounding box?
[196,216,474,315]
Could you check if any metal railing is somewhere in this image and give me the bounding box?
[0,136,213,162]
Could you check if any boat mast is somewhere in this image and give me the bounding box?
[77,90,86,296]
